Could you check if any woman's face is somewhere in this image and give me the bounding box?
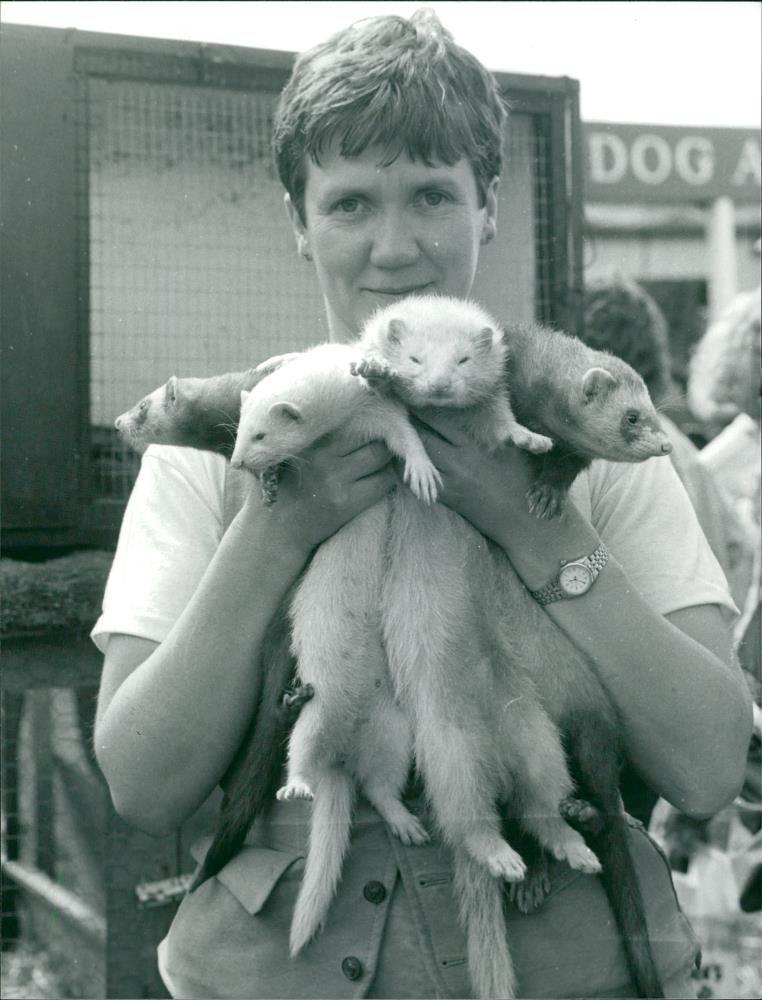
[286,147,499,339]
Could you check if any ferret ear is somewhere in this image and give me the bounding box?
[165,376,178,406]
[386,318,408,346]
[269,401,303,424]
[474,326,498,353]
[582,366,617,401]
[240,389,250,407]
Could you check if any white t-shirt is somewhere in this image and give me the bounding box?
[91,444,737,652]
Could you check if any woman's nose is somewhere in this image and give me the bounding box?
[368,211,421,269]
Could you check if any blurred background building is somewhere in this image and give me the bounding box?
[583,121,760,399]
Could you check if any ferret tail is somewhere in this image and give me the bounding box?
[569,712,664,998]
[188,710,287,891]
[594,815,665,999]
[289,768,355,957]
[190,606,298,892]
[452,848,516,1000]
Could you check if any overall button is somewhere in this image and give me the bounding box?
[363,880,387,904]
[341,956,363,981]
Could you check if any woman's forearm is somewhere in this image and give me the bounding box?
[95,498,308,834]
[491,501,752,816]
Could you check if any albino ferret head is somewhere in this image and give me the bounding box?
[230,390,310,472]
[366,295,506,407]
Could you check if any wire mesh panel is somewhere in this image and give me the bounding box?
[1,31,580,997]
[78,71,555,508]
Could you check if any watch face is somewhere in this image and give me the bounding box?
[558,562,593,596]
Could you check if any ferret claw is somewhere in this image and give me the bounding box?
[260,466,280,505]
[390,814,430,846]
[276,780,315,802]
[281,683,315,714]
[560,796,605,835]
[564,842,602,873]
[526,485,564,519]
[506,865,551,913]
[404,461,442,505]
[351,356,396,382]
[547,830,602,873]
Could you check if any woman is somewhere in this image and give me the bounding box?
[92,11,751,998]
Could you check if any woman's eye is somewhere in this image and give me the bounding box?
[421,190,447,207]
[458,356,470,365]
[335,197,361,214]
[625,411,639,425]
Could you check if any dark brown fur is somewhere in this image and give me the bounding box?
[504,323,671,517]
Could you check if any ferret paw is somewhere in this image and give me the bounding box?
[389,814,430,847]
[561,840,602,874]
[404,460,442,505]
[547,831,602,873]
[509,427,554,455]
[260,466,280,505]
[276,779,314,802]
[506,866,550,913]
[526,484,565,519]
[281,683,315,715]
[560,796,605,836]
[489,846,527,882]
[351,356,397,384]
[475,842,527,882]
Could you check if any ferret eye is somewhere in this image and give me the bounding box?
[625,411,639,425]
[409,355,421,365]
[253,432,266,441]
[458,356,471,365]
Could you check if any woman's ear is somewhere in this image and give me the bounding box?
[480,176,500,245]
[284,193,311,260]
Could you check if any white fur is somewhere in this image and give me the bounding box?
[235,303,599,996]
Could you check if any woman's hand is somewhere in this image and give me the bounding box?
[245,430,398,555]
[411,409,536,543]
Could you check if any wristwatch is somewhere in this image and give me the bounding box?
[530,543,609,605]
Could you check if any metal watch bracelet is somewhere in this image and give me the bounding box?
[530,542,609,605]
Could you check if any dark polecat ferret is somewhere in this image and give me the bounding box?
[115,353,300,456]
[505,322,672,516]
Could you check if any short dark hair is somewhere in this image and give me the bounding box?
[272,8,508,221]
[581,274,673,402]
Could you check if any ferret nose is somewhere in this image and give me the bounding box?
[230,457,243,469]
[429,377,452,394]
[660,441,672,455]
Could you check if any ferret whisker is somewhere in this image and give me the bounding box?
[655,389,687,413]
[214,420,238,443]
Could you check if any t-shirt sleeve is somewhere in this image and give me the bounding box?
[576,456,739,620]
[91,445,226,652]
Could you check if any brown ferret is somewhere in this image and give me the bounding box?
[505,322,672,516]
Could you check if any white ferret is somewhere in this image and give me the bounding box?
[231,302,600,999]
[357,294,669,999]
[230,342,434,958]
[357,297,602,998]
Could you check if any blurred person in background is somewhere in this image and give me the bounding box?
[688,288,761,919]
[688,286,761,677]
